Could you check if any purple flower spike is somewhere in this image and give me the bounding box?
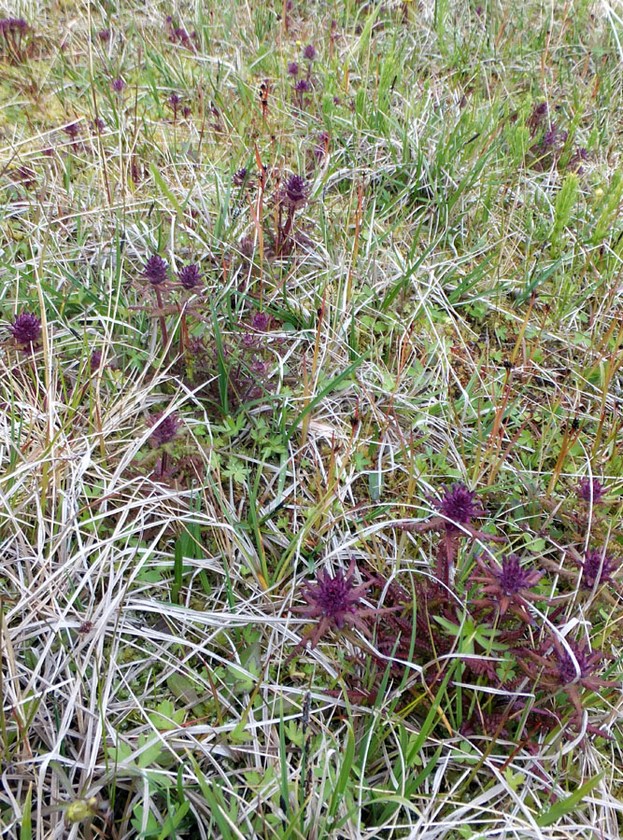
[296,560,373,646]
[90,349,103,371]
[0,17,29,34]
[251,311,270,331]
[472,553,543,619]
[148,412,180,446]
[577,477,605,505]
[287,61,299,76]
[11,312,41,347]
[282,174,309,210]
[178,263,201,289]
[496,554,543,596]
[580,549,616,589]
[294,78,311,94]
[143,255,169,285]
[111,77,125,92]
[437,483,483,529]
[303,44,317,61]
[64,122,80,140]
[233,167,248,186]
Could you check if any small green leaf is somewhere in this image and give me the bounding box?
[148,700,185,731]
[536,772,603,827]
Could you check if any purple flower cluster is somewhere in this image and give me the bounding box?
[436,482,483,529]
[495,554,542,596]
[527,102,549,134]
[232,167,248,186]
[293,78,311,104]
[178,263,201,290]
[11,312,41,347]
[250,311,270,331]
[148,412,180,446]
[168,93,181,116]
[0,17,30,63]
[90,349,104,371]
[64,122,81,141]
[303,44,317,61]
[294,561,373,647]
[580,549,616,589]
[165,16,197,49]
[0,17,29,34]
[577,477,605,504]
[281,174,309,210]
[555,640,603,687]
[143,255,169,285]
[472,553,543,619]
[526,102,589,173]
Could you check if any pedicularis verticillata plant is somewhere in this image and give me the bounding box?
[292,560,374,648]
[291,479,618,743]
[11,311,41,345]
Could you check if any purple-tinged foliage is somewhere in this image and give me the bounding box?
[580,549,617,589]
[313,130,330,162]
[148,412,180,446]
[178,263,201,290]
[143,255,169,286]
[527,102,548,134]
[554,640,605,687]
[519,635,614,731]
[568,146,589,174]
[530,123,567,166]
[250,358,269,377]
[11,312,41,347]
[544,124,567,147]
[282,174,309,210]
[577,477,605,505]
[239,236,255,259]
[11,165,35,187]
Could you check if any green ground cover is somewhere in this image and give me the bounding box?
[1,1,623,837]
